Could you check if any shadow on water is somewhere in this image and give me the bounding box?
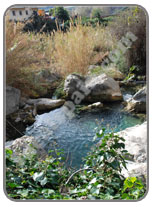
[25,101,144,169]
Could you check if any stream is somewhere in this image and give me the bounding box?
[25,94,144,168]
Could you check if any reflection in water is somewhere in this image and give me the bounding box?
[26,103,144,168]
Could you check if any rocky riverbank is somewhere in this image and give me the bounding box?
[6,71,147,141]
[5,121,147,180]
[118,122,147,179]
[6,86,65,141]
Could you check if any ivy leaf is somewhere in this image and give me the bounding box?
[88,195,96,200]
[96,129,104,138]
[130,177,137,183]
[47,189,55,194]
[6,149,13,155]
[17,189,29,198]
[89,177,97,184]
[33,172,44,181]
[110,160,119,170]
[90,187,100,195]
[7,182,19,188]
[104,152,110,160]
[40,177,48,186]
[69,188,78,194]
[42,189,55,194]
[113,142,125,149]
[121,193,131,200]
[97,184,102,188]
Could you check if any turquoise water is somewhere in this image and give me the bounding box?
[25,103,144,168]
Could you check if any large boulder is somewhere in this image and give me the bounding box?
[6,86,21,115]
[64,74,85,99]
[125,86,146,113]
[64,73,122,103]
[118,122,147,178]
[26,98,65,113]
[5,135,47,162]
[85,74,123,102]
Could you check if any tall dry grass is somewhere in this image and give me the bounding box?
[5,17,116,95]
[51,22,116,76]
[5,18,51,96]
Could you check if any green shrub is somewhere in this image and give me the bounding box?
[52,80,65,99]
[92,8,102,20]
[6,147,69,199]
[5,127,146,200]
[51,7,70,22]
[121,177,145,200]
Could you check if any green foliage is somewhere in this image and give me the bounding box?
[63,15,113,30]
[5,127,146,200]
[121,177,146,200]
[6,147,69,199]
[72,128,128,199]
[53,80,65,99]
[23,14,57,33]
[92,8,103,20]
[49,8,54,16]
[54,7,70,22]
[124,65,140,81]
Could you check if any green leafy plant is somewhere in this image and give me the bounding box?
[66,128,129,199]
[92,8,103,20]
[121,177,146,200]
[51,7,70,22]
[6,147,69,199]
[5,127,146,200]
[124,65,139,81]
[52,80,66,99]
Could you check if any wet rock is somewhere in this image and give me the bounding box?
[6,86,21,115]
[86,102,104,109]
[80,102,104,112]
[64,73,122,103]
[26,98,65,113]
[125,86,146,113]
[85,74,123,102]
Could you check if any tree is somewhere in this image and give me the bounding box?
[49,8,55,16]
[54,7,70,22]
[92,8,103,19]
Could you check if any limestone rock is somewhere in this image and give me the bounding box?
[118,122,147,178]
[80,102,104,112]
[5,135,47,162]
[64,73,122,103]
[125,86,146,113]
[6,86,21,115]
[26,98,65,113]
[85,74,123,102]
